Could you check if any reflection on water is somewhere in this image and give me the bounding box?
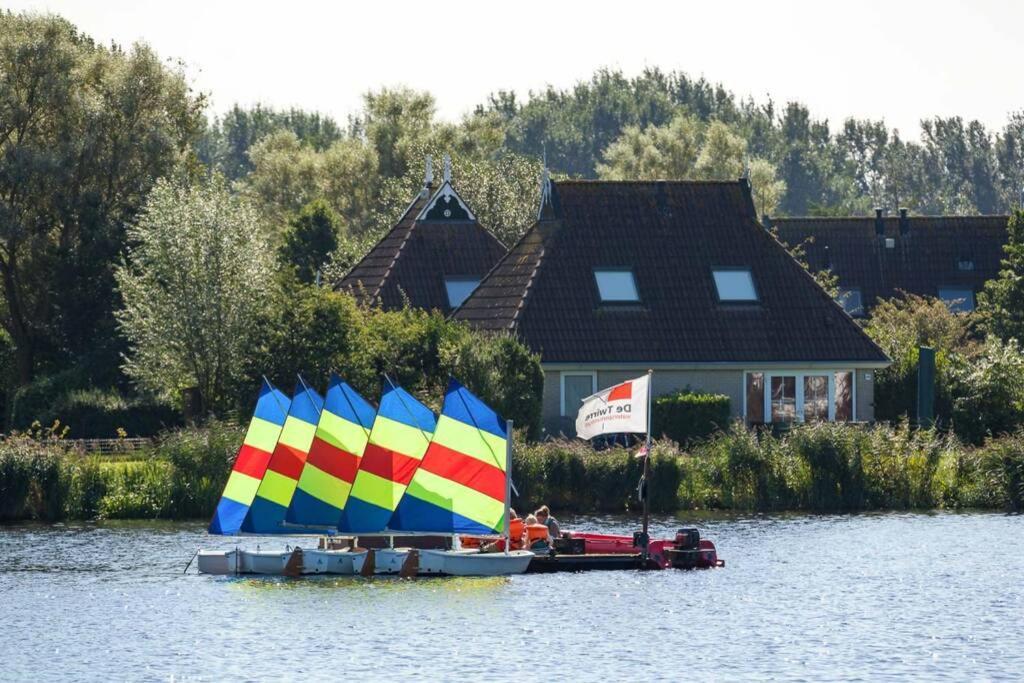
[2,512,1023,681]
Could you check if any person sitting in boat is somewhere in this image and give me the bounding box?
[535,505,562,540]
[524,514,551,550]
[480,508,525,552]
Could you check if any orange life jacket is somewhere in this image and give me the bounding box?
[526,523,550,547]
[508,517,526,550]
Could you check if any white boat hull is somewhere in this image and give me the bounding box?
[301,548,358,575]
[420,549,534,576]
[241,548,294,574]
[351,548,406,575]
[197,549,237,575]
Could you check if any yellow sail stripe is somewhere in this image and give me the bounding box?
[298,463,350,509]
[368,415,432,459]
[257,469,298,508]
[429,416,507,471]
[350,470,407,512]
[406,469,505,533]
[243,417,283,453]
[222,470,261,505]
[315,411,370,455]
[276,415,317,451]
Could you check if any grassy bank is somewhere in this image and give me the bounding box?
[1,422,1021,523]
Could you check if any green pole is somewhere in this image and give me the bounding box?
[917,346,935,428]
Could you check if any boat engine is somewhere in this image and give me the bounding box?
[666,527,703,569]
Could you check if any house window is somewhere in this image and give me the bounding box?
[835,371,853,422]
[750,371,856,423]
[444,278,479,308]
[594,269,639,302]
[560,372,596,417]
[770,376,796,423]
[836,288,864,317]
[713,269,758,302]
[746,372,765,424]
[938,287,975,313]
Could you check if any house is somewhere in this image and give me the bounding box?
[338,156,507,313]
[453,178,890,436]
[771,210,1009,316]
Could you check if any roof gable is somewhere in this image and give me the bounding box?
[339,181,506,313]
[773,215,1009,309]
[455,180,888,365]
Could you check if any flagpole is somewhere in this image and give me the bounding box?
[641,369,652,563]
[504,419,513,557]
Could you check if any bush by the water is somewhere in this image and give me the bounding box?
[652,391,730,445]
[2,421,1022,522]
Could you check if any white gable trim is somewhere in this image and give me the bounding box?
[416,181,476,221]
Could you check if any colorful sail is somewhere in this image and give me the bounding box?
[286,375,376,528]
[390,379,507,535]
[208,379,290,535]
[242,377,324,534]
[340,380,436,533]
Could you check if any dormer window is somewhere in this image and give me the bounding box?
[713,269,758,302]
[445,277,479,308]
[837,287,864,317]
[594,269,640,303]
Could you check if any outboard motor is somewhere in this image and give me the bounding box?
[674,528,700,550]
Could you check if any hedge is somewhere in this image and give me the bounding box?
[652,390,731,445]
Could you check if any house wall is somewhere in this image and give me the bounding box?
[541,366,877,438]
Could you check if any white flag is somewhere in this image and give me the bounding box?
[575,374,650,440]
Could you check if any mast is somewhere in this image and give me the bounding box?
[504,418,513,556]
[641,369,653,562]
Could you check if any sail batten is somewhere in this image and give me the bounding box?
[287,375,375,528]
[390,379,508,535]
[209,379,290,535]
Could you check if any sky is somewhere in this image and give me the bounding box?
[7,0,1023,136]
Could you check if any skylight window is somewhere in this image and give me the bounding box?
[444,278,479,309]
[594,269,640,302]
[837,288,864,317]
[713,269,758,302]
[938,287,975,313]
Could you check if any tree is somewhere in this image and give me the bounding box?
[597,114,701,180]
[116,178,274,414]
[695,120,747,180]
[978,210,1024,344]
[0,13,203,386]
[279,200,339,283]
[748,158,787,217]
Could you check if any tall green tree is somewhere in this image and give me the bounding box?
[279,199,340,283]
[0,13,203,386]
[978,211,1024,344]
[116,178,274,414]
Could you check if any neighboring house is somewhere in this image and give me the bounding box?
[338,157,507,313]
[772,210,1009,317]
[453,179,890,436]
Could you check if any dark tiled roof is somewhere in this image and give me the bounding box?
[454,180,888,365]
[338,183,507,313]
[773,215,1009,309]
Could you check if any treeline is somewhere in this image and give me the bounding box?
[2,11,1024,438]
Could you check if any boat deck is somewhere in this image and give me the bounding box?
[525,552,660,573]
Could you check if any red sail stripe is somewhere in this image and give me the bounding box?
[359,443,421,486]
[418,442,505,502]
[267,443,307,480]
[233,444,272,480]
[306,437,360,483]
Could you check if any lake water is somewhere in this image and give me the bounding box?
[2,512,1022,681]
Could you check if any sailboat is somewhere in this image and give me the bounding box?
[237,376,324,574]
[382,378,534,577]
[287,375,376,574]
[198,379,290,574]
[342,378,437,574]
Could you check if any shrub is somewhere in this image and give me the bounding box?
[0,435,70,521]
[159,420,244,518]
[978,432,1024,511]
[652,391,730,445]
[97,459,174,519]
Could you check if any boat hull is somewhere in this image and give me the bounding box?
[301,548,358,575]
[197,549,237,575]
[420,549,534,576]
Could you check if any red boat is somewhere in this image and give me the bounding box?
[560,528,723,570]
